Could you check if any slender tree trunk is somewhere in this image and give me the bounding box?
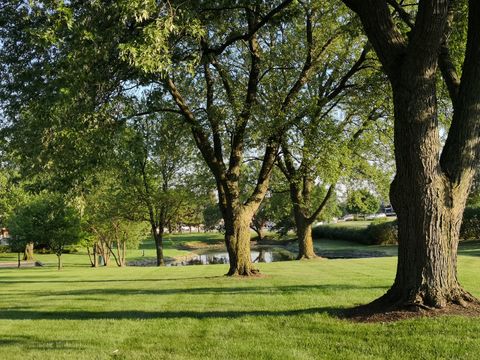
[105,240,121,267]
[254,249,267,263]
[152,226,165,266]
[98,239,110,266]
[23,242,34,261]
[251,222,264,242]
[87,246,94,267]
[93,242,99,267]
[224,207,258,276]
[122,240,126,266]
[103,243,110,266]
[116,240,124,267]
[255,227,263,242]
[57,254,62,270]
[375,83,475,308]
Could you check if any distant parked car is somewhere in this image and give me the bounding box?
[366,213,387,220]
[340,214,355,221]
[383,205,397,217]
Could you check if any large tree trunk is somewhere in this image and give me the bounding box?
[224,208,258,276]
[376,83,475,309]
[339,0,480,312]
[385,178,473,308]
[290,179,317,260]
[295,211,316,260]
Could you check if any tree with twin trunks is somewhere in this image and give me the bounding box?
[341,0,480,309]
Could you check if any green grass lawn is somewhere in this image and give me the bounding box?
[1,255,480,359]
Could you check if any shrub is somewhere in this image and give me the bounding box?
[460,207,480,240]
[0,245,10,253]
[367,220,398,245]
[313,220,398,245]
[312,224,372,245]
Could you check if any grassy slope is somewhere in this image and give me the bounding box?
[1,256,480,359]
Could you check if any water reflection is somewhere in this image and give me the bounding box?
[168,249,283,267]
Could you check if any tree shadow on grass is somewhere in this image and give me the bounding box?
[0,275,225,284]
[2,284,388,298]
[0,336,84,351]
[0,307,342,320]
[458,240,480,257]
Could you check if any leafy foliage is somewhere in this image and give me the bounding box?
[460,207,480,241]
[346,189,380,215]
[7,192,82,258]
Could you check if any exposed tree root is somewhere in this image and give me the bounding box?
[344,287,480,322]
[226,266,260,277]
[296,254,318,260]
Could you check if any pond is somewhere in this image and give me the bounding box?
[167,247,294,266]
[128,246,295,267]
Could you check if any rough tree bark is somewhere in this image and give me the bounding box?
[223,207,257,275]
[295,214,315,260]
[342,0,480,309]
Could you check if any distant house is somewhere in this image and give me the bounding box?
[0,228,10,245]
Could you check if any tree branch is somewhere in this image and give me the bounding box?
[438,2,461,108]
[204,0,294,56]
[228,9,261,179]
[165,76,227,180]
[386,0,414,28]
[341,0,407,80]
[307,184,335,224]
[203,62,225,167]
[326,44,370,101]
[440,0,480,182]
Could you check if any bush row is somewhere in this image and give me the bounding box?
[313,220,398,245]
[314,206,480,245]
[460,207,480,240]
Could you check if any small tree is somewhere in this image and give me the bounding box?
[346,189,380,216]
[8,193,81,270]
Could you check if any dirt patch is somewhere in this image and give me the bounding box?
[230,272,269,279]
[342,302,480,323]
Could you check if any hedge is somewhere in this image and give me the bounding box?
[313,220,398,245]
